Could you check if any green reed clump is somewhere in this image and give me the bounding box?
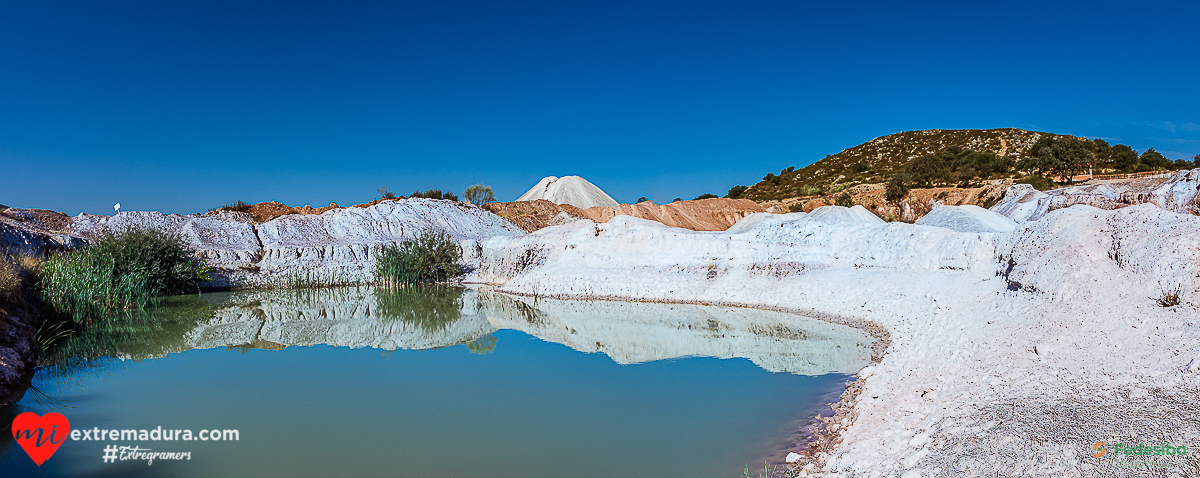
[41,227,211,323]
[375,229,462,286]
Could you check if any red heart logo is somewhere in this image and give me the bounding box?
[11,412,71,466]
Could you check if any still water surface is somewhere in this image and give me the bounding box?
[1,286,871,477]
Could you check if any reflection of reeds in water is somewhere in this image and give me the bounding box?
[271,270,364,290]
[37,295,214,383]
[374,285,463,332]
[466,335,497,355]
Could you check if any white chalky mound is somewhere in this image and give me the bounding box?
[915,204,1017,233]
[808,204,886,224]
[516,175,619,209]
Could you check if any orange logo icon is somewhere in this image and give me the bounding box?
[1093,441,1107,457]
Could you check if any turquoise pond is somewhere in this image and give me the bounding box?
[1,286,872,477]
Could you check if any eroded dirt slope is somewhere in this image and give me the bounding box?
[485,198,766,232]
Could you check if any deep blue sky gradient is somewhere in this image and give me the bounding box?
[2,0,1198,214]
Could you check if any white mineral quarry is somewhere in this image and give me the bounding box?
[5,178,1200,477]
[463,201,1200,476]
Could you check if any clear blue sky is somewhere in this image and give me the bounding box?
[2,0,1197,215]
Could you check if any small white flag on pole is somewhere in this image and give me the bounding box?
[114,203,121,215]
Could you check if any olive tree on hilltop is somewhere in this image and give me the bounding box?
[1020,137,1094,183]
[463,184,496,206]
[1139,148,1170,171]
[1105,144,1140,171]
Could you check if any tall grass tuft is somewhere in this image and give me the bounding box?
[375,229,462,286]
[0,256,20,304]
[1152,285,1182,308]
[41,227,212,323]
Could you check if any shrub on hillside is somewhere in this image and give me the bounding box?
[375,229,462,286]
[725,185,748,199]
[209,199,251,214]
[409,189,459,201]
[463,184,496,206]
[41,227,212,323]
[835,192,854,208]
[886,172,912,203]
[377,186,398,199]
[694,193,718,200]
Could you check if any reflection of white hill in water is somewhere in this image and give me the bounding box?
[176,287,869,374]
[477,292,872,375]
[184,287,496,352]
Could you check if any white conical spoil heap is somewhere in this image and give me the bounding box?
[516,176,619,209]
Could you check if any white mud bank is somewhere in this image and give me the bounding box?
[463,204,1200,477]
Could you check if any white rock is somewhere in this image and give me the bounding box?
[786,452,803,463]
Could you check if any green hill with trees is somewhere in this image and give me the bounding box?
[728,128,1196,202]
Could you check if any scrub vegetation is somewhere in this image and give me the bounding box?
[409,189,459,201]
[40,227,212,323]
[375,229,463,286]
